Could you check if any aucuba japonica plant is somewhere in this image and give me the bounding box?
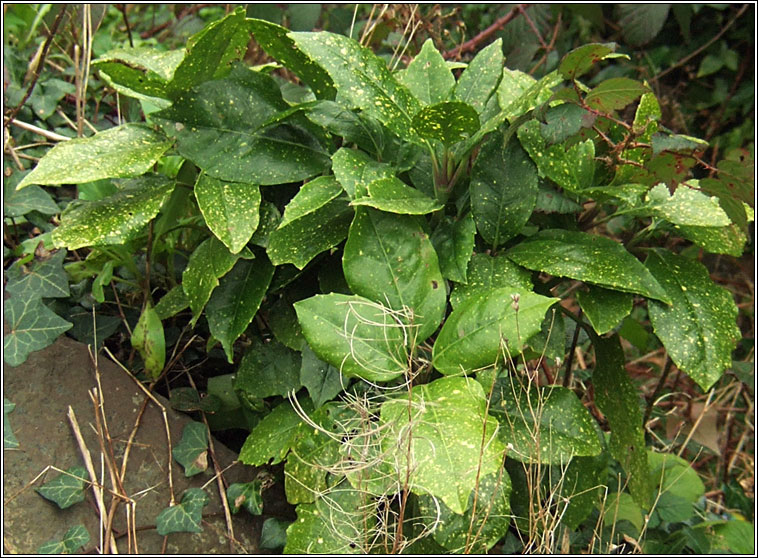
[7,7,753,554]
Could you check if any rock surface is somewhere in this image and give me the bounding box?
[3,336,263,553]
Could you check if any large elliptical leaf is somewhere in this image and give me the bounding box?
[182,236,241,321]
[267,176,353,269]
[93,47,184,102]
[343,208,445,342]
[234,339,301,399]
[450,252,533,309]
[430,214,476,283]
[351,177,443,215]
[558,42,619,80]
[585,77,650,113]
[52,175,175,250]
[397,38,455,105]
[130,302,165,379]
[154,65,329,185]
[194,174,260,254]
[380,376,505,515]
[205,255,274,363]
[17,124,172,190]
[433,287,557,375]
[576,286,633,335]
[506,229,671,303]
[453,39,504,114]
[411,101,480,146]
[331,147,395,199]
[471,134,538,249]
[289,31,421,143]
[294,293,408,382]
[645,250,740,391]
[239,400,307,466]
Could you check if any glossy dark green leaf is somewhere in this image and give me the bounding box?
[490,382,602,464]
[617,4,670,46]
[249,18,335,99]
[154,285,190,320]
[289,31,421,142]
[155,66,329,185]
[430,214,476,283]
[471,134,538,249]
[38,524,90,554]
[294,293,408,382]
[93,47,183,101]
[227,480,264,515]
[351,176,443,215]
[172,421,208,477]
[558,42,618,80]
[51,174,175,250]
[300,345,344,408]
[496,69,562,122]
[156,488,209,535]
[557,451,609,529]
[380,377,505,514]
[5,250,69,301]
[130,302,165,379]
[4,297,72,367]
[249,201,282,249]
[540,103,594,144]
[330,147,395,199]
[234,339,301,399]
[506,229,671,303]
[267,176,353,269]
[17,124,172,190]
[593,334,651,507]
[677,223,748,257]
[36,466,88,509]
[585,77,650,113]
[205,255,274,363]
[260,517,290,550]
[343,208,446,342]
[4,399,19,449]
[535,183,583,214]
[397,38,455,105]
[268,297,305,350]
[305,101,383,155]
[182,236,241,321]
[645,250,740,391]
[194,174,260,254]
[285,484,373,554]
[166,7,250,96]
[645,183,730,227]
[238,400,306,466]
[168,387,221,414]
[450,253,533,309]
[416,472,511,552]
[433,287,557,375]
[518,119,595,193]
[411,101,480,146]
[454,39,503,114]
[576,286,634,335]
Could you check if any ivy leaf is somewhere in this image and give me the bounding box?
[36,466,88,509]
[249,18,335,99]
[289,31,421,143]
[585,77,650,113]
[331,147,396,199]
[17,124,172,190]
[430,213,476,283]
[239,400,307,466]
[294,293,408,382]
[260,517,290,550]
[285,484,373,554]
[227,480,264,515]
[397,38,455,105]
[558,42,618,80]
[51,174,175,250]
[172,421,209,477]
[4,399,19,449]
[593,334,651,508]
[300,345,344,408]
[194,174,260,254]
[450,253,533,309]
[182,237,241,322]
[205,255,274,363]
[434,287,557,375]
[4,184,60,217]
[576,286,634,335]
[351,177,443,215]
[645,183,731,227]
[38,524,90,554]
[155,488,209,535]
[234,338,301,399]
[5,249,69,302]
[506,229,671,303]
[4,297,72,367]
[617,4,670,46]
[453,39,504,114]
[381,377,505,515]
[645,250,740,391]
[130,302,165,380]
[471,134,538,249]
[267,176,353,269]
[416,473,511,552]
[518,119,595,193]
[490,382,602,464]
[166,7,250,96]
[343,208,446,342]
[154,65,329,185]
[411,101,480,146]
